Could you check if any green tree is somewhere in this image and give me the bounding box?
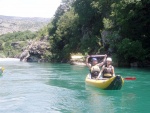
[50,9,80,61]
[0,31,36,57]
[110,0,150,61]
[117,38,145,62]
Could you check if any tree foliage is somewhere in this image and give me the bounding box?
[45,0,150,64]
[109,0,150,62]
[0,31,36,57]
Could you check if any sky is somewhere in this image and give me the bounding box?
[0,0,62,18]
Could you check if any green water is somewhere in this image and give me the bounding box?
[0,59,149,113]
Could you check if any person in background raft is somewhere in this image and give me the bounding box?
[97,57,115,79]
[86,55,107,79]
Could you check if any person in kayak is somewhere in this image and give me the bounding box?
[86,55,107,79]
[97,57,115,79]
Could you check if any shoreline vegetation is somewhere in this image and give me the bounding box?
[0,0,149,67]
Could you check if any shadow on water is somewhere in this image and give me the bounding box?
[46,64,87,91]
[47,78,85,90]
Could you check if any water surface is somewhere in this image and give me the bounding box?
[0,59,149,113]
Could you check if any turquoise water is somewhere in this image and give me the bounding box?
[0,59,149,113]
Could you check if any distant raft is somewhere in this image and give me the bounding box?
[0,67,4,75]
[85,74,124,90]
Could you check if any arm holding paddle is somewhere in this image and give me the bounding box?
[97,57,115,79]
[97,54,107,67]
[97,65,104,79]
[96,65,115,79]
[85,54,107,68]
[85,55,91,69]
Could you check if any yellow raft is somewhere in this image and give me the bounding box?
[85,74,124,90]
[0,67,4,75]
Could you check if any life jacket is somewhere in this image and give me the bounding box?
[90,65,100,78]
[102,65,113,78]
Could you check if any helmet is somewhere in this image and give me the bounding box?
[92,58,97,61]
[106,57,112,62]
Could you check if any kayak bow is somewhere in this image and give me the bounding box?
[85,75,124,90]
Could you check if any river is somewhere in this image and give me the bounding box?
[0,59,149,113]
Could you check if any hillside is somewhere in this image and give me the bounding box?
[0,15,51,35]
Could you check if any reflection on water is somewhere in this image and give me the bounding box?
[85,86,115,113]
[0,59,149,113]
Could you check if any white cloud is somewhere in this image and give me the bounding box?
[0,0,61,18]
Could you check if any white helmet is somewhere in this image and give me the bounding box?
[106,57,112,62]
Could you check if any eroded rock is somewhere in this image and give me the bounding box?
[20,36,50,62]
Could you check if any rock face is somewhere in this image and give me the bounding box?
[20,36,50,62]
[20,50,30,61]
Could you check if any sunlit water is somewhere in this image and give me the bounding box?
[0,59,149,113]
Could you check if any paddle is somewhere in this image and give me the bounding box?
[89,55,106,57]
[88,55,136,81]
[124,77,136,80]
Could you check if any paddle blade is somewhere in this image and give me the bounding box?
[124,77,136,80]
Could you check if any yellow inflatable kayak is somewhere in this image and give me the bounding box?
[85,74,124,90]
[0,67,4,75]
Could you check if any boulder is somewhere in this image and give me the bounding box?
[20,50,30,61]
[19,36,50,62]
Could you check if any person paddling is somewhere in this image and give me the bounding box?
[86,55,107,79]
[97,57,115,79]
